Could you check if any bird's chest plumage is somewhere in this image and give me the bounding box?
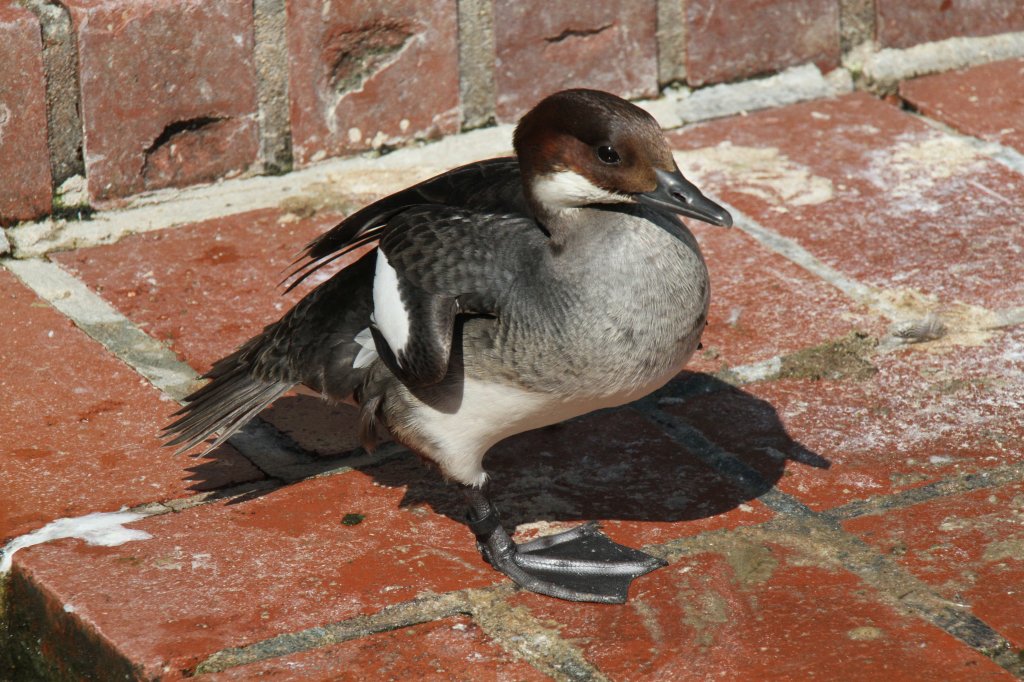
[486,212,709,402]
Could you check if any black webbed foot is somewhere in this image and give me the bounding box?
[464,488,666,603]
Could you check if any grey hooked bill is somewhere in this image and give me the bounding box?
[638,168,733,227]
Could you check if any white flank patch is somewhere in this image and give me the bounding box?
[372,250,410,357]
[352,326,379,368]
[414,378,661,488]
[531,170,626,212]
[1,511,153,573]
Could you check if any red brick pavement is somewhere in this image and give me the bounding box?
[3,76,1024,679]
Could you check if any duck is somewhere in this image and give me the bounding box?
[165,88,733,604]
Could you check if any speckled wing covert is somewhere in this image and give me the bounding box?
[368,204,541,388]
[165,158,537,453]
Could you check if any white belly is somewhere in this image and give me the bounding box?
[407,365,680,487]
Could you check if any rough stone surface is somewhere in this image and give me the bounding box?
[657,0,687,86]
[0,5,53,224]
[253,0,293,173]
[457,0,497,130]
[207,616,549,680]
[20,0,85,187]
[846,479,1024,650]
[493,0,658,122]
[0,266,262,544]
[876,0,1024,49]
[685,0,840,86]
[287,0,460,165]
[9,470,497,679]
[65,0,260,201]
[667,214,881,376]
[516,540,1014,679]
[839,0,876,52]
[900,58,1024,155]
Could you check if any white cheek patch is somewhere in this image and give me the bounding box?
[531,170,627,210]
[352,326,378,369]
[372,250,411,357]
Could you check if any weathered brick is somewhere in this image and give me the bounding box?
[207,617,549,680]
[876,0,1024,49]
[0,4,52,224]
[517,540,1011,679]
[900,58,1024,156]
[664,327,1024,512]
[685,0,840,86]
[54,209,365,455]
[66,0,260,201]
[493,0,658,122]
[287,0,460,165]
[0,266,262,543]
[477,409,774,547]
[10,469,498,678]
[674,93,1024,310]
[845,479,1024,650]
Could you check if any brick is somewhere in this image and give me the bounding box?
[677,220,883,375]
[479,409,774,548]
[493,0,658,123]
[663,326,1024,511]
[54,208,365,455]
[287,0,459,166]
[55,209,344,373]
[207,616,548,681]
[516,540,1010,679]
[900,58,1024,155]
[845,479,1024,650]
[672,93,1024,310]
[9,468,498,678]
[684,0,840,87]
[0,4,52,224]
[876,0,1024,49]
[0,266,262,543]
[66,0,259,201]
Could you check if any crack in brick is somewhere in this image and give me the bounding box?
[323,21,414,96]
[141,115,229,182]
[544,23,613,44]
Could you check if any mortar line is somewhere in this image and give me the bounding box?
[907,109,1024,178]
[193,583,607,681]
[825,462,1024,521]
[178,387,1024,679]
[635,396,1024,675]
[19,0,85,186]
[0,257,404,483]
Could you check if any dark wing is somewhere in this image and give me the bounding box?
[368,205,543,388]
[285,157,524,291]
[164,250,377,453]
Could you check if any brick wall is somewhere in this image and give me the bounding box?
[1,0,1022,224]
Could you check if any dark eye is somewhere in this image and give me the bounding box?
[597,145,620,164]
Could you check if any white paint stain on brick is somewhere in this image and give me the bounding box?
[1,511,153,573]
[676,144,835,207]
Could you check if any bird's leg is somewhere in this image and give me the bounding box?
[463,486,666,603]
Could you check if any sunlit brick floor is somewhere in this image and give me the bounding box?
[3,60,1024,680]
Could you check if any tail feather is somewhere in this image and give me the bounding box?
[164,363,292,455]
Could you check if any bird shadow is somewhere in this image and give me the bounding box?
[181,371,830,527]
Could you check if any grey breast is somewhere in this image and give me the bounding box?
[467,206,710,396]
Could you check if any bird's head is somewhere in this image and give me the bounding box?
[513,89,732,229]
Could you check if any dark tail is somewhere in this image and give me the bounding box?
[163,350,293,454]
